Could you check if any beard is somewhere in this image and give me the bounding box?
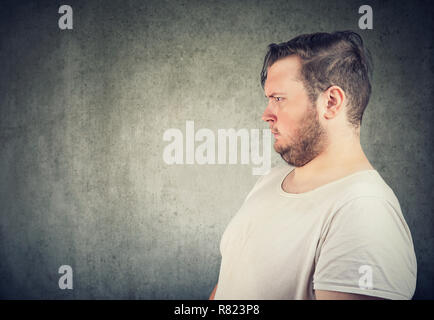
[274,104,328,167]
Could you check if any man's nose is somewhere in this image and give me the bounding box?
[261,102,277,124]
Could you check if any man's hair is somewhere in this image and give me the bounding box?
[260,30,373,129]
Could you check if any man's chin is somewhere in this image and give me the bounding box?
[273,145,282,154]
[274,145,299,167]
[275,147,290,161]
[273,141,288,154]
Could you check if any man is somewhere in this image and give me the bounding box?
[210,31,417,300]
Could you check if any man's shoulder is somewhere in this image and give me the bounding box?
[336,170,401,210]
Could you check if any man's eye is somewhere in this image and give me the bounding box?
[275,97,282,102]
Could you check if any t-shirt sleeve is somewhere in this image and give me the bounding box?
[313,196,417,300]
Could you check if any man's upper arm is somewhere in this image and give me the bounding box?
[315,289,386,300]
[313,196,417,300]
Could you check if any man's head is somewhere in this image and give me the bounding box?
[261,31,373,167]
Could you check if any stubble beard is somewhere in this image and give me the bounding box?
[274,105,328,167]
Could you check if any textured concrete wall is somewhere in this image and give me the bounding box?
[0,0,433,299]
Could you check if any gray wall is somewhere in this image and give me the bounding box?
[0,0,433,299]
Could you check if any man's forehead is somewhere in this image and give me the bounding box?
[267,55,301,80]
[264,56,302,94]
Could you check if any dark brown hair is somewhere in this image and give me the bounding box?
[260,31,373,129]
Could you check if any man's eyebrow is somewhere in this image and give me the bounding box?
[265,92,286,98]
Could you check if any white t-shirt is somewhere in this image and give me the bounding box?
[214,165,417,300]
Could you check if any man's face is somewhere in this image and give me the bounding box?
[262,55,328,167]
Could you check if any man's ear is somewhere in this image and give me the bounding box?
[323,85,346,120]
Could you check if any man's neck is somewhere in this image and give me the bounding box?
[293,137,373,182]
